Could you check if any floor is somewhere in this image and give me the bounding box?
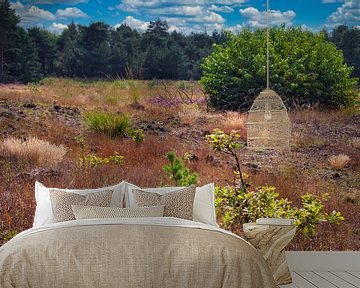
[279,252,360,288]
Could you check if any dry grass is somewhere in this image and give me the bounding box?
[328,154,351,170]
[1,137,68,168]
[351,137,360,149]
[177,104,204,125]
[222,112,247,140]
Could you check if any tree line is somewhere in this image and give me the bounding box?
[0,0,359,83]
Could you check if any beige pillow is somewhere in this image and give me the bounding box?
[133,186,196,220]
[71,205,164,220]
[49,189,113,222]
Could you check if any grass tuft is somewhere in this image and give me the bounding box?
[83,111,131,138]
[329,154,351,170]
[1,137,68,168]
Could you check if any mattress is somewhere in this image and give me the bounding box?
[0,217,276,288]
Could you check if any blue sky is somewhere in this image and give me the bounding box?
[10,0,360,34]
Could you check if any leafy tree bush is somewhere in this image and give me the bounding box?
[200,26,357,110]
[83,111,131,138]
[131,129,145,144]
[215,185,344,237]
[329,25,360,78]
[206,129,344,237]
[163,151,198,186]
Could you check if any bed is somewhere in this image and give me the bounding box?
[0,181,277,288]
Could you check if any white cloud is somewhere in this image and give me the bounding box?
[114,0,247,34]
[321,0,344,3]
[240,7,296,28]
[48,22,68,34]
[202,11,226,23]
[215,0,247,4]
[55,7,88,18]
[23,0,88,4]
[148,6,203,16]
[327,0,360,27]
[116,0,162,12]
[10,1,24,10]
[226,24,242,33]
[116,16,149,31]
[117,0,246,12]
[209,4,234,13]
[11,1,55,26]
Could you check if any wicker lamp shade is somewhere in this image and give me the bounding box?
[247,88,291,149]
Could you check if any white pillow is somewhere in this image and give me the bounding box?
[72,205,165,220]
[126,183,218,227]
[33,181,127,227]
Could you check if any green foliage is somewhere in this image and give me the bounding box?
[80,152,124,168]
[206,128,344,238]
[205,129,247,191]
[330,25,360,78]
[215,185,344,237]
[163,151,198,186]
[127,79,140,103]
[28,27,57,76]
[200,26,357,110]
[131,128,145,144]
[83,111,131,138]
[0,0,20,80]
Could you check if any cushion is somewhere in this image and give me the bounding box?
[133,186,196,220]
[33,181,127,227]
[72,205,164,220]
[49,189,113,222]
[126,183,218,226]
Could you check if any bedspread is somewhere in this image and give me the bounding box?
[0,218,276,288]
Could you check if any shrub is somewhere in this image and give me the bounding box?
[206,129,344,238]
[200,27,357,110]
[131,129,145,144]
[80,152,124,168]
[163,151,198,186]
[205,129,247,191]
[1,136,68,168]
[215,185,344,237]
[84,111,131,138]
[328,154,350,169]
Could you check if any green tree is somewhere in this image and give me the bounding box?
[110,24,143,78]
[5,27,42,82]
[142,19,170,79]
[330,25,360,78]
[79,22,111,77]
[163,151,198,186]
[0,0,19,81]
[56,22,83,77]
[28,27,57,75]
[200,27,357,110]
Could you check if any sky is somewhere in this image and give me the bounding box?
[9,0,360,35]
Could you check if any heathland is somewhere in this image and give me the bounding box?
[0,78,359,250]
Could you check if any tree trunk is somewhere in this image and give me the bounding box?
[0,43,3,80]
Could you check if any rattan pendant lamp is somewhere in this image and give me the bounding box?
[246,0,291,149]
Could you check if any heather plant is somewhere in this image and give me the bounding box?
[1,136,68,168]
[163,151,198,186]
[83,111,131,138]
